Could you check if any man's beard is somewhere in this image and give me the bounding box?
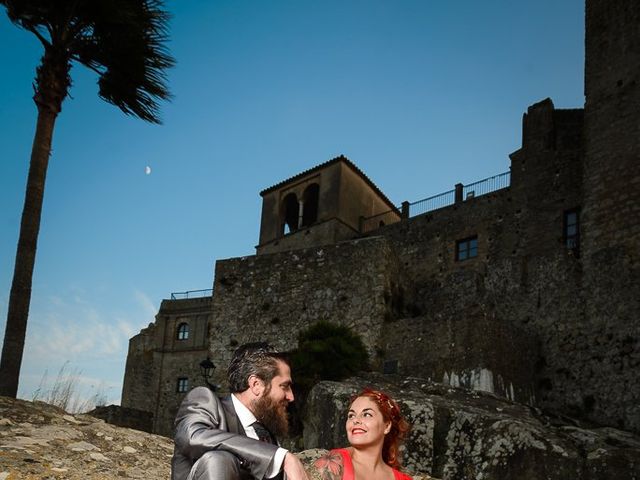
[252,391,289,438]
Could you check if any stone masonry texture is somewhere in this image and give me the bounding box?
[121,0,639,442]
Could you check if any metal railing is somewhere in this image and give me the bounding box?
[409,188,456,216]
[170,288,213,300]
[462,171,510,200]
[359,170,511,233]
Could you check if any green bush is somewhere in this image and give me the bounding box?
[290,321,369,394]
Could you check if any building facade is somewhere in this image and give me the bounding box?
[122,0,639,438]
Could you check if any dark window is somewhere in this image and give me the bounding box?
[177,322,189,340]
[177,377,189,393]
[564,208,580,257]
[456,236,478,261]
[383,360,398,374]
[301,183,320,227]
[282,193,299,235]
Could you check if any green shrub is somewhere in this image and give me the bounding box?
[290,321,369,394]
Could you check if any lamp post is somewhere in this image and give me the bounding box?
[199,357,217,391]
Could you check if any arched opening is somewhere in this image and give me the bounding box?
[301,183,319,227]
[282,192,299,235]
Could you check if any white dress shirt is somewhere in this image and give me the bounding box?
[231,394,287,478]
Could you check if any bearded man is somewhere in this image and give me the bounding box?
[172,342,308,480]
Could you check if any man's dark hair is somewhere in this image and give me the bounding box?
[227,342,290,393]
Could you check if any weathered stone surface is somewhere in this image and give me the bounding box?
[122,296,213,437]
[88,404,154,434]
[3,396,429,479]
[303,375,640,480]
[0,396,174,479]
[121,0,640,442]
[209,237,407,385]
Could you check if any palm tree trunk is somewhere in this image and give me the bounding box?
[0,107,59,397]
[0,45,68,398]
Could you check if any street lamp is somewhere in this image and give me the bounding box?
[199,357,217,391]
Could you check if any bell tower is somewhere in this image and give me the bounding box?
[256,155,399,255]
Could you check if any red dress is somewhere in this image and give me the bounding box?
[332,448,413,480]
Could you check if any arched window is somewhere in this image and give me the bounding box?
[301,183,319,227]
[282,192,299,235]
[177,322,189,340]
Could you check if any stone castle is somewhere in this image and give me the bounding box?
[121,0,639,439]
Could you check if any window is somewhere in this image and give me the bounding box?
[456,236,478,261]
[564,208,580,257]
[383,360,398,374]
[177,377,189,393]
[177,322,189,340]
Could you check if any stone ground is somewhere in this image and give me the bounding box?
[0,396,435,479]
[0,396,173,479]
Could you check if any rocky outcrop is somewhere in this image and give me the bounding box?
[4,384,638,480]
[303,375,640,480]
[0,396,430,479]
[0,396,174,479]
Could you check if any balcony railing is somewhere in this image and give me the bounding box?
[462,171,511,199]
[170,288,213,300]
[359,170,510,233]
[409,188,456,217]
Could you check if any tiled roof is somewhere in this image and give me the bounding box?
[259,155,398,212]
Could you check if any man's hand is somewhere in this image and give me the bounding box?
[283,452,309,480]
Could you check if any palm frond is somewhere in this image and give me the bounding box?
[74,0,175,123]
[2,0,175,123]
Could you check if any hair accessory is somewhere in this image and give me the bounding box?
[370,390,399,420]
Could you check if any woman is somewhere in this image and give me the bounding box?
[311,388,412,480]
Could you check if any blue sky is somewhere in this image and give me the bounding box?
[0,1,584,406]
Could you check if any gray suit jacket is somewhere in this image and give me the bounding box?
[172,387,280,480]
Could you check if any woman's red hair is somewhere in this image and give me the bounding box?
[350,388,410,469]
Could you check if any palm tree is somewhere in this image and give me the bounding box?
[0,0,175,398]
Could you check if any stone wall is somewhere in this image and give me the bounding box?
[382,310,539,405]
[583,0,640,260]
[256,217,359,256]
[580,0,640,432]
[209,236,407,389]
[121,322,157,416]
[88,404,153,433]
[121,0,640,437]
[123,93,638,434]
[355,98,640,431]
[121,296,212,437]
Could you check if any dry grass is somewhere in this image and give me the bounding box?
[31,361,108,413]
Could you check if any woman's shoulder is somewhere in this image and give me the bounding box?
[310,449,351,480]
[392,468,414,480]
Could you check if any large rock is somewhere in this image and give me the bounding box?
[0,396,174,479]
[303,374,640,480]
[0,395,425,479]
